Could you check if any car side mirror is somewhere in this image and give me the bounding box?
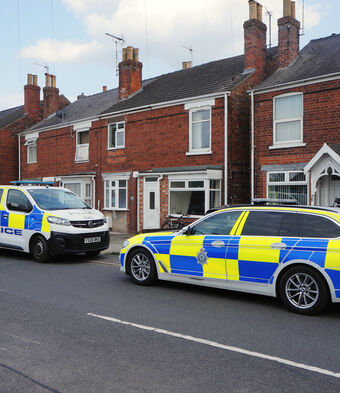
[182,226,193,235]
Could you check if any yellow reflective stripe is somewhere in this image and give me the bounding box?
[157,254,171,273]
[235,211,249,236]
[230,211,246,236]
[203,257,227,279]
[226,259,239,280]
[170,235,204,256]
[238,236,281,263]
[325,240,340,270]
[8,213,25,229]
[0,189,5,209]
[41,214,51,232]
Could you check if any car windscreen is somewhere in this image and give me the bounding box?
[28,188,90,210]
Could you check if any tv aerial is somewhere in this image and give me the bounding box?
[105,33,125,76]
[181,44,193,63]
[34,62,49,73]
[264,6,273,49]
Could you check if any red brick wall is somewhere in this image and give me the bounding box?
[277,16,300,68]
[253,79,340,198]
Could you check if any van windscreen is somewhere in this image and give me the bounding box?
[28,189,90,210]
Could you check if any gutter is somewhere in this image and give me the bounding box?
[252,71,340,95]
[224,92,231,205]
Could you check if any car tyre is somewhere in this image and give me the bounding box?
[85,250,101,258]
[279,266,329,315]
[127,248,157,285]
[31,235,50,263]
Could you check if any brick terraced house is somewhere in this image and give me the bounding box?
[250,0,340,207]
[20,0,278,233]
[0,74,69,185]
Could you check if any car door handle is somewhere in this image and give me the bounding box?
[271,242,287,250]
[2,214,8,219]
[211,240,226,248]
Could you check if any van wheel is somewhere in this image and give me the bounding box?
[279,266,329,315]
[31,235,50,263]
[85,250,101,258]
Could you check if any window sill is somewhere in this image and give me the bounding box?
[103,208,129,212]
[27,161,37,164]
[269,142,306,150]
[186,150,212,156]
[74,160,90,163]
[106,147,125,151]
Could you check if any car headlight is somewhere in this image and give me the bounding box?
[47,216,71,226]
[123,240,130,248]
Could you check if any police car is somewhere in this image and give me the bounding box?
[0,181,109,262]
[120,205,340,314]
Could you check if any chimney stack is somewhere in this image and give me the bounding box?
[243,1,267,78]
[43,73,60,117]
[278,0,300,68]
[24,73,40,116]
[118,46,143,100]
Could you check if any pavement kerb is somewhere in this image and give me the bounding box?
[102,232,136,255]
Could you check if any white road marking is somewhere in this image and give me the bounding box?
[88,312,340,380]
[4,333,41,345]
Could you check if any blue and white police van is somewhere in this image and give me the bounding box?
[0,181,109,262]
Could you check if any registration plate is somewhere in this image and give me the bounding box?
[84,237,101,244]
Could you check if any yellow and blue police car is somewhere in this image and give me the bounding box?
[0,181,109,262]
[120,205,340,314]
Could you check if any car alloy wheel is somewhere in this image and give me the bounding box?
[128,248,157,285]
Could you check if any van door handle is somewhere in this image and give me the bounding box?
[271,242,286,250]
[211,240,225,248]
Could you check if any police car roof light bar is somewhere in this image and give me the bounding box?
[11,181,55,187]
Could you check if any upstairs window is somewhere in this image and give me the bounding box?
[189,108,211,153]
[25,137,37,164]
[274,93,303,145]
[108,122,125,149]
[75,130,89,162]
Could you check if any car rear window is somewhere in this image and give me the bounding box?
[298,214,340,238]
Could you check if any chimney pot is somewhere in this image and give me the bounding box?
[51,75,56,88]
[127,46,133,60]
[187,61,192,68]
[182,62,188,69]
[257,4,263,22]
[291,1,296,19]
[45,73,51,87]
[133,48,139,61]
[33,75,38,86]
[249,0,258,20]
[27,74,33,85]
[283,0,291,17]
[122,48,127,61]
[102,85,107,92]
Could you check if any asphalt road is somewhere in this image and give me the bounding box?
[0,250,339,393]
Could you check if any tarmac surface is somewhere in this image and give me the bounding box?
[103,232,135,255]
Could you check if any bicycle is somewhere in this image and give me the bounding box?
[161,213,189,230]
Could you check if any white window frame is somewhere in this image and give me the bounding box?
[107,121,125,150]
[168,177,221,217]
[267,170,308,205]
[75,129,89,162]
[25,137,37,164]
[187,106,212,155]
[104,178,128,211]
[271,92,305,149]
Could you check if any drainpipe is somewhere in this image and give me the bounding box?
[224,92,231,205]
[91,175,96,209]
[136,174,140,232]
[18,135,21,181]
[250,90,255,202]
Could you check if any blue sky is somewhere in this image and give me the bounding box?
[0,0,338,110]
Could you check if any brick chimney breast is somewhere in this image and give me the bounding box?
[278,0,300,68]
[119,46,142,101]
[24,73,40,116]
[244,1,267,77]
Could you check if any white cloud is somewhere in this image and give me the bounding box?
[21,38,104,64]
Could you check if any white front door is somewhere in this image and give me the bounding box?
[143,178,160,230]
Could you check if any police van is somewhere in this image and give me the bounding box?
[0,181,109,262]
